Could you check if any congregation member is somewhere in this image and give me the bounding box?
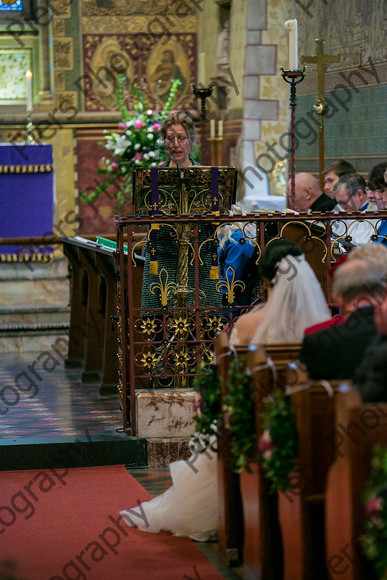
[354,291,387,403]
[368,161,387,210]
[300,259,386,381]
[323,159,356,199]
[365,186,379,212]
[348,243,387,278]
[334,173,368,211]
[305,244,387,336]
[332,173,377,246]
[368,161,387,243]
[288,172,337,213]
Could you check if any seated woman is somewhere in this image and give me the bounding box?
[230,238,330,345]
[217,203,259,320]
[119,239,329,542]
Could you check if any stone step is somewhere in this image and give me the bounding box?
[0,328,70,354]
[0,259,70,309]
[0,258,68,281]
[0,435,147,471]
[0,278,69,308]
[0,305,70,325]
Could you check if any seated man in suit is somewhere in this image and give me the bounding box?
[288,172,337,213]
[300,259,386,380]
[353,291,387,402]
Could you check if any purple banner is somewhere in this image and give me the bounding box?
[0,144,54,262]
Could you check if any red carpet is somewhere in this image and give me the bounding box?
[0,465,224,580]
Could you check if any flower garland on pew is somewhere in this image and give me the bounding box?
[361,444,387,578]
[223,357,257,473]
[222,358,298,483]
[191,361,221,451]
[258,389,298,492]
[81,75,181,210]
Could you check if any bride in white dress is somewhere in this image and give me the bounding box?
[230,238,331,345]
[120,440,218,542]
[120,239,330,541]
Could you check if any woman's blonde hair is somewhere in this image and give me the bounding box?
[160,111,198,147]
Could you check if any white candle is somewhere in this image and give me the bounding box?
[218,120,223,138]
[285,19,298,70]
[26,70,33,112]
[198,52,206,86]
[210,119,215,138]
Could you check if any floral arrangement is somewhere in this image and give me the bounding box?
[81,74,181,210]
[361,444,387,578]
[223,357,257,473]
[258,389,298,492]
[191,361,221,451]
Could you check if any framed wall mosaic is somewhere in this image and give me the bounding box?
[0,48,32,104]
[82,33,197,112]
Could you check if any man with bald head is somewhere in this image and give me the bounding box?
[300,259,386,380]
[287,172,337,212]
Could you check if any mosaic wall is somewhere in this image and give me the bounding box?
[0,49,31,102]
[294,0,386,175]
[82,33,197,112]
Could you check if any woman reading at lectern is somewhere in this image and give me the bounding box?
[140,111,221,312]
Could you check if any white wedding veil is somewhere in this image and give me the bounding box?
[251,253,330,344]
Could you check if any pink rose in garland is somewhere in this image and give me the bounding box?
[365,494,384,528]
[259,428,275,460]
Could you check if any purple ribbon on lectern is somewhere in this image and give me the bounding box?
[149,166,159,275]
[210,166,220,279]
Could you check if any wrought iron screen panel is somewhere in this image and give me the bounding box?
[115,210,386,434]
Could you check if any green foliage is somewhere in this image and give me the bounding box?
[224,357,257,473]
[191,361,221,450]
[258,389,298,492]
[361,445,387,578]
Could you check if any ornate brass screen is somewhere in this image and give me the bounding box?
[116,205,386,434]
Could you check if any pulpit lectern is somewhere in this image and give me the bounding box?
[116,166,237,432]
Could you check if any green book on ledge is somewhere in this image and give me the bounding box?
[96,237,128,253]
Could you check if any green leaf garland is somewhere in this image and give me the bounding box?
[191,361,221,451]
[258,389,298,492]
[224,357,257,473]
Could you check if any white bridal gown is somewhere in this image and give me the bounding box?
[120,443,218,542]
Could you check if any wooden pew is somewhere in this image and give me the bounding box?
[277,369,342,580]
[215,332,301,570]
[215,331,244,566]
[241,344,284,580]
[62,241,88,370]
[325,386,387,580]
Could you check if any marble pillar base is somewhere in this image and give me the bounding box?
[135,388,196,468]
[135,388,196,438]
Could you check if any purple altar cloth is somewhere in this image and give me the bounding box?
[0,144,54,262]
